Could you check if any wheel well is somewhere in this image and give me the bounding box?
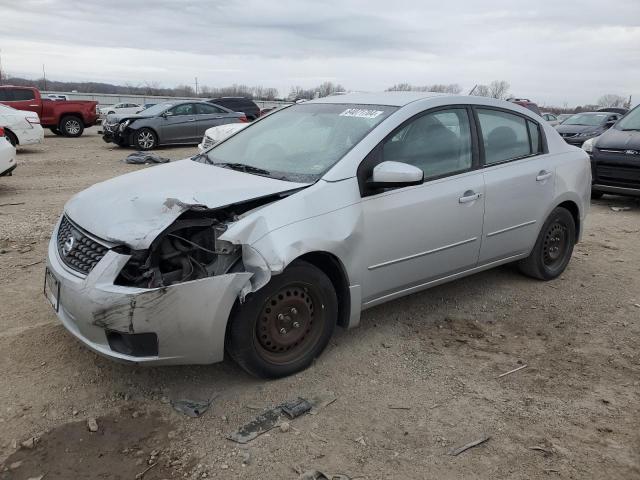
[297,252,350,328]
[4,128,18,145]
[557,200,580,242]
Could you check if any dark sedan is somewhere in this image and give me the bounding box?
[555,112,620,146]
[590,105,640,198]
[102,100,247,150]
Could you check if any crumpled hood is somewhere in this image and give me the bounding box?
[555,124,602,135]
[65,159,309,249]
[105,113,150,123]
[596,127,640,150]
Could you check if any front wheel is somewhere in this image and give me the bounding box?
[226,260,337,378]
[134,128,157,150]
[518,207,576,280]
[60,116,84,137]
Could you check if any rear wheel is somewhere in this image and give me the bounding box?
[134,128,157,150]
[518,207,576,280]
[227,260,337,378]
[60,116,84,137]
[4,130,18,147]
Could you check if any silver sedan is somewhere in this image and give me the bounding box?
[46,92,590,377]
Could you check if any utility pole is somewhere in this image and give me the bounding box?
[42,64,47,90]
[195,77,198,97]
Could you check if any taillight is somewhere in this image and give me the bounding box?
[0,127,4,136]
[239,115,248,123]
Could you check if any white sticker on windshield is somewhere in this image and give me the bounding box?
[339,108,384,119]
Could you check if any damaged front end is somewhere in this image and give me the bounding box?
[115,212,241,289]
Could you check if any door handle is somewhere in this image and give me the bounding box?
[459,191,482,204]
[536,170,553,181]
[187,118,196,122]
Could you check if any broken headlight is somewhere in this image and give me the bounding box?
[115,217,240,288]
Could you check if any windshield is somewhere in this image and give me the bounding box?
[616,106,640,131]
[197,103,397,182]
[141,103,173,116]
[563,113,608,126]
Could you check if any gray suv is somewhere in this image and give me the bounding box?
[102,100,247,150]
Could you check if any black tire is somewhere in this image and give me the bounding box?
[49,127,63,135]
[518,207,576,280]
[591,190,604,200]
[134,128,157,150]
[4,130,18,147]
[227,260,338,378]
[59,116,84,137]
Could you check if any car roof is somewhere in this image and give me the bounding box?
[308,91,449,107]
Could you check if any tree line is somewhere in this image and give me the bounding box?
[0,72,631,111]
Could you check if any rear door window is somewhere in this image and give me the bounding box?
[12,89,35,101]
[196,103,225,114]
[477,109,538,164]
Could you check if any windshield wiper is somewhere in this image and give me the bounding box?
[215,162,272,176]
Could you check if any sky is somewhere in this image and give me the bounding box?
[1,0,639,107]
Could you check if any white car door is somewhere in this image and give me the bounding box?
[476,107,556,264]
[360,107,485,304]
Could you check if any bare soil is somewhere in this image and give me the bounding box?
[1,128,639,479]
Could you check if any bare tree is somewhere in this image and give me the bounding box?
[488,80,510,100]
[386,83,461,94]
[471,84,490,97]
[597,94,626,108]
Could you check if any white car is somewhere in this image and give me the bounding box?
[198,123,249,152]
[46,94,69,101]
[541,113,560,127]
[99,103,142,116]
[0,133,17,176]
[0,104,44,147]
[45,92,590,378]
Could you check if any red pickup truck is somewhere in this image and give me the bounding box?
[0,86,98,137]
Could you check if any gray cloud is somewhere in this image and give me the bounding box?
[1,0,639,106]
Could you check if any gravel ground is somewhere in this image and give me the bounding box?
[0,128,639,479]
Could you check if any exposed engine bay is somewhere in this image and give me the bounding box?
[114,194,289,289]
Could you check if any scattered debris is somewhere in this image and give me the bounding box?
[448,435,491,456]
[227,392,336,444]
[279,422,290,433]
[498,364,528,378]
[26,475,45,480]
[610,206,631,212]
[388,405,411,410]
[124,152,170,165]
[529,445,554,455]
[354,435,367,446]
[20,436,38,449]
[170,398,212,418]
[281,397,313,419]
[298,470,352,480]
[135,462,157,480]
[9,460,23,470]
[87,418,99,432]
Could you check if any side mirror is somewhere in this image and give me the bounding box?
[367,161,424,189]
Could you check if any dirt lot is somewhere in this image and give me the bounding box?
[1,128,639,479]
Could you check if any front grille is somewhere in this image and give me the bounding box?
[595,164,640,189]
[56,216,108,275]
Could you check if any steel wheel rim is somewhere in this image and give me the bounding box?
[138,131,154,149]
[66,120,81,135]
[542,221,568,268]
[255,283,324,365]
